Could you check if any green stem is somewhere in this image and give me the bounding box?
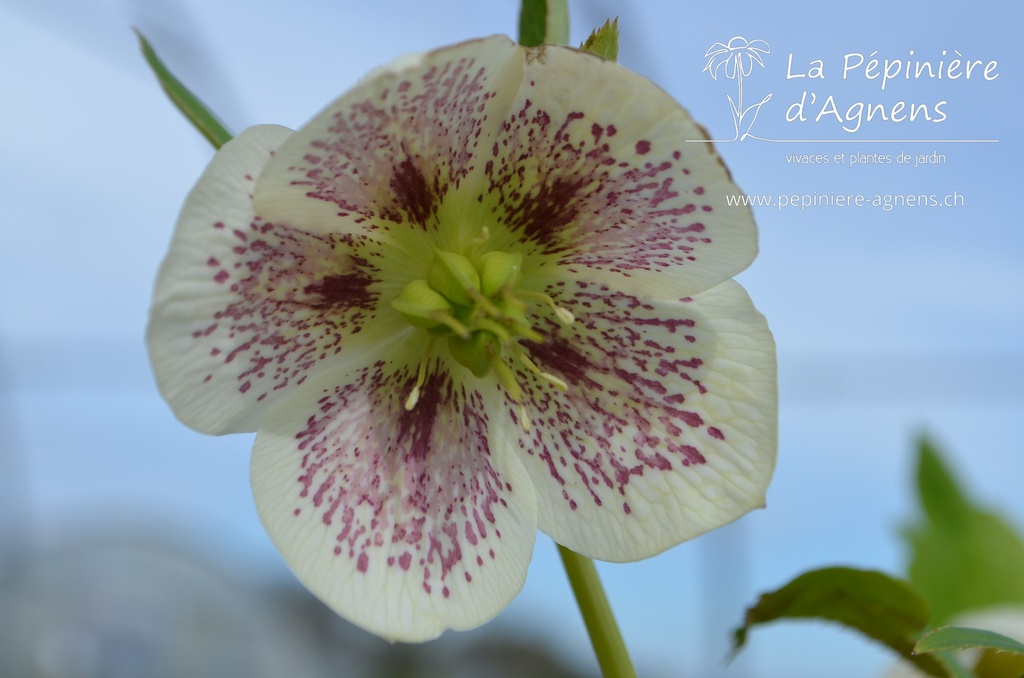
[557,544,638,678]
[518,0,569,46]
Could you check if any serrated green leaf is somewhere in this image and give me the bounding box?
[732,567,951,677]
[904,439,1024,625]
[919,627,1024,678]
[136,29,233,149]
[580,18,619,61]
[518,0,569,47]
[917,626,1024,657]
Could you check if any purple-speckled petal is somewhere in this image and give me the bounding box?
[252,36,524,252]
[148,126,408,434]
[482,44,757,300]
[251,37,756,301]
[498,280,776,561]
[250,362,537,642]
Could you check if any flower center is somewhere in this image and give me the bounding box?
[391,243,572,424]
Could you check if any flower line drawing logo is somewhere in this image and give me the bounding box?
[703,37,772,141]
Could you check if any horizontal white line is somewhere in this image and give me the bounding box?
[688,138,1000,143]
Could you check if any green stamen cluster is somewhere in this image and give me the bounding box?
[391,248,540,389]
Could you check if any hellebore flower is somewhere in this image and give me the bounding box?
[148,35,777,642]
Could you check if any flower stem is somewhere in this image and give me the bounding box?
[557,544,638,678]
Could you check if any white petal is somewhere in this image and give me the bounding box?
[147,125,402,434]
[481,44,757,300]
[252,35,525,252]
[251,362,538,642]
[495,279,776,562]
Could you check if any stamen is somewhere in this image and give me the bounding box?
[466,286,504,319]
[519,290,575,325]
[489,354,523,404]
[494,292,543,343]
[553,306,575,325]
[473,317,514,342]
[469,226,491,246]
[509,343,569,391]
[404,339,436,411]
[404,386,420,411]
[518,403,530,432]
[518,326,546,344]
[426,310,472,340]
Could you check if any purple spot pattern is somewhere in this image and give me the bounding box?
[284,49,502,232]
[516,281,718,515]
[264,57,724,569]
[293,365,511,596]
[150,39,768,634]
[196,217,380,403]
[187,42,749,593]
[483,94,715,274]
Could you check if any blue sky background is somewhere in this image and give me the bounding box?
[1,1,1022,676]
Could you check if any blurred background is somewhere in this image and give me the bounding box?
[1,0,1021,676]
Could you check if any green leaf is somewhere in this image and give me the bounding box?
[939,654,987,678]
[732,567,951,677]
[580,18,619,61]
[904,438,1024,625]
[917,626,1024,657]
[136,29,233,149]
[518,0,569,47]
[919,627,1024,678]
[917,437,973,526]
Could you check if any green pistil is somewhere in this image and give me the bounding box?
[428,249,481,307]
[390,279,454,329]
[391,247,549,385]
[477,250,522,296]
